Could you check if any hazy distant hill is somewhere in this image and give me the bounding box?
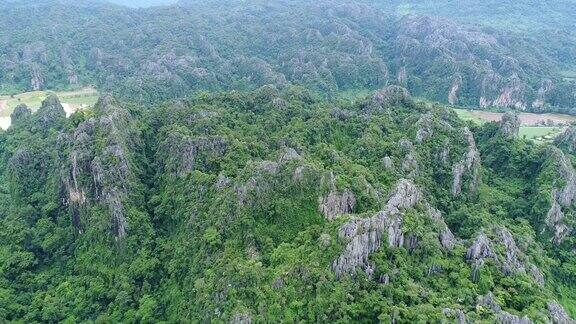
[107,0,176,7]
[0,0,574,112]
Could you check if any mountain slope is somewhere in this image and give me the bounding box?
[1,0,574,112]
[0,86,574,321]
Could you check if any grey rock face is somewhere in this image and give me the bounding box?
[452,128,480,197]
[494,227,524,275]
[8,148,32,182]
[529,264,545,287]
[547,302,576,324]
[158,132,226,176]
[105,188,127,239]
[397,66,407,86]
[382,156,394,170]
[467,232,495,262]
[532,79,554,109]
[255,160,279,175]
[439,140,450,166]
[399,139,418,177]
[318,188,356,220]
[235,159,284,206]
[467,227,544,285]
[292,165,306,182]
[439,228,456,250]
[477,292,501,313]
[499,112,520,138]
[544,148,576,244]
[467,232,494,282]
[318,171,356,220]
[480,73,527,110]
[395,15,539,110]
[456,310,467,324]
[448,75,462,105]
[37,95,66,128]
[279,147,301,164]
[554,127,576,154]
[10,104,31,125]
[215,174,231,190]
[61,96,137,238]
[552,148,576,207]
[442,308,467,324]
[497,312,533,324]
[415,113,434,143]
[332,179,454,278]
[478,292,533,324]
[272,97,287,109]
[30,64,44,90]
[230,312,252,324]
[365,85,412,113]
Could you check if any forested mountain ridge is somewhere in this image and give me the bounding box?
[2,0,576,322]
[0,85,575,322]
[1,0,575,112]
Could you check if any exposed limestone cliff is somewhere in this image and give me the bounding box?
[467,232,495,281]
[278,147,301,164]
[545,190,570,245]
[448,75,462,105]
[494,227,524,275]
[37,95,66,129]
[532,79,554,109]
[397,66,407,86]
[382,156,394,170]
[467,227,545,285]
[318,188,356,220]
[544,147,576,244]
[415,113,434,143]
[547,302,576,324]
[478,292,533,324]
[480,73,527,110]
[497,312,533,324]
[157,131,226,176]
[61,95,138,238]
[554,127,576,154]
[333,179,455,278]
[365,85,411,114]
[439,139,450,166]
[452,128,480,197]
[235,149,316,207]
[393,15,551,110]
[10,104,31,125]
[318,172,356,220]
[399,139,418,177]
[499,112,520,139]
[30,64,44,91]
[442,308,467,324]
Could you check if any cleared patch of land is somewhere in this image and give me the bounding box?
[453,108,576,126]
[519,127,562,143]
[0,87,99,118]
[454,108,576,143]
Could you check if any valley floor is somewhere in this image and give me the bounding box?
[454,108,576,142]
[0,87,99,129]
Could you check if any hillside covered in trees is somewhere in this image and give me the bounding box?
[2,0,576,322]
[0,85,575,322]
[1,0,575,112]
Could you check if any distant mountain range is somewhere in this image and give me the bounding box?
[0,0,574,113]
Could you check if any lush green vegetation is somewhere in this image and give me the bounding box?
[0,0,574,113]
[1,0,575,322]
[0,86,574,322]
[519,127,563,142]
[0,87,99,117]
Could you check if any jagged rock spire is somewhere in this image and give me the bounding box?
[37,94,65,128]
[499,112,520,138]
